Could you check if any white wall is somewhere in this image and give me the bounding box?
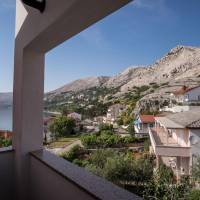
[190,129,200,156]
[185,87,200,102]
[30,157,95,200]
[172,129,189,146]
[161,105,190,113]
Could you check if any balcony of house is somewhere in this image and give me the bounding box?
[149,127,190,157]
[134,124,149,136]
[0,147,141,200]
[3,0,143,199]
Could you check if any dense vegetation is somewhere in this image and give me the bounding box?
[44,86,119,119]
[0,137,12,148]
[80,124,145,149]
[61,146,195,199]
[61,146,154,193]
[49,116,76,139]
[44,84,164,121]
[81,131,144,149]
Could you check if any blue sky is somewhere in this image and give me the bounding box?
[1,0,200,92]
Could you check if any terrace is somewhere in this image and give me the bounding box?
[0,0,142,200]
[149,127,190,157]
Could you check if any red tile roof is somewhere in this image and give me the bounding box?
[172,85,200,96]
[139,115,155,123]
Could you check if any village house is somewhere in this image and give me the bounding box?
[160,85,200,113]
[80,119,99,133]
[171,85,200,104]
[103,104,126,125]
[134,115,155,136]
[93,116,104,125]
[0,130,12,139]
[149,108,200,179]
[77,94,85,100]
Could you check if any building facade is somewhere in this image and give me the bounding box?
[149,109,200,179]
[134,115,155,136]
[103,104,126,125]
[172,85,200,104]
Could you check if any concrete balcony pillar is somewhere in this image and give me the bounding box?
[13,48,44,200]
[12,0,132,199]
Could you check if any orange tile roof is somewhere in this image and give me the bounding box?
[139,115,155,123]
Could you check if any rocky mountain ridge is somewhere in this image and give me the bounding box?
[49,45,200,97]
[49,76,110,95]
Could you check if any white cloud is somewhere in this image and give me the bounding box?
[80,26,107,48]
[131,0,167,12]
[131,0,154,9]
[131,0,172,18]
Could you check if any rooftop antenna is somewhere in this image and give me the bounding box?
[22,0,46,13]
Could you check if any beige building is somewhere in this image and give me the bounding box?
[103,104,126,125]
[149,109,200,179]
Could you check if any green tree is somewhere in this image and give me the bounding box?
[117,117,124,126]
[88,149,116,169]
[85,149,154,190]
[127,123,135,134]
[143,139,150,152]
[62,106,69,116]
[49,116,76,138]
[144,165,191,200]
[187,189,200,200]
[103,153,134,184]
[192,156,200,183]
[80,133,98,148]
[61,145,83,162]
[0,138,12,147]
[99,123,114,132]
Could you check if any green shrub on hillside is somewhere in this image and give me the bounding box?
[187,189,200,200]
[61,145,83,162]
[99,123,114,132]
[152,84,160,89]
[137,85,150,93]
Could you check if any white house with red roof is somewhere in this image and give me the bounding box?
[134,115,155,136]
[171,85,200,103]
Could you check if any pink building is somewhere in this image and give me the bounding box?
[149,109,200,179]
